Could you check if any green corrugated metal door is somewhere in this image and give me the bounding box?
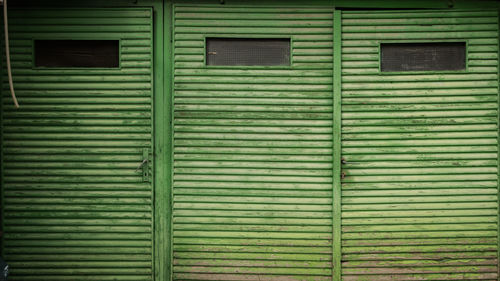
[1,9,154,280]
[172,5,335,280]
[340,10,499,280]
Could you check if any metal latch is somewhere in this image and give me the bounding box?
[135,148,151,182]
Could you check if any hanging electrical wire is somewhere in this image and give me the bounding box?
[3,0,19,108]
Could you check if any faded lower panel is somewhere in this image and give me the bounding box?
[341,9,499,281]
[1,8,154,281]
[172,5,335,281]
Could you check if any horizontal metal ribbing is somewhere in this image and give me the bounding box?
[341,9,499,280]
[1,8,154,281]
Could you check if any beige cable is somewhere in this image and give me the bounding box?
[4,0,19,108]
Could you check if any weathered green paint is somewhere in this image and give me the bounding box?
[171,4,334,280]
[1,7,156,281]
[166,2,175,281]
[0,1,499,281]
[10,0,500,9]
[332,8,342,281]
[154,1,169,281]
[0,7,4,266]
[497,9,500,281]
[340,9,499,281]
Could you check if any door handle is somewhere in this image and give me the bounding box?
[135,148,151,182]
[135,159,148,172]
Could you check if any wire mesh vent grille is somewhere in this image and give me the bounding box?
[206,38,290,66]
[381,42,466,72]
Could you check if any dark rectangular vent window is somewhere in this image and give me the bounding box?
[206,38,290,66]
[380,42,466,72]
[35,40,119,68]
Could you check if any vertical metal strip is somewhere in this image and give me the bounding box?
[149,6,155,279]
[154,1,170,281]
[333,8,342,281]
[0,8,4,258]
[168,3,175,280]
[497,9,500,281]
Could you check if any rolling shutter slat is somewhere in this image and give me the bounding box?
[172,5,334,281]
[1,9,154,281]
[341,9,499,281]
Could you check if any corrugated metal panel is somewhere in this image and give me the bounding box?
[0,9,154,280]
[341,9,499,280]
[172,5,334,281]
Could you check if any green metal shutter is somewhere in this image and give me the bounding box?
[172,6,334,280]
[340,10,499,280]
[0,9,154,280]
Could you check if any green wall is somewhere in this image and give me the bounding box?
[1,7,156,281]
[0,1,498,281]
[340,9,500,280]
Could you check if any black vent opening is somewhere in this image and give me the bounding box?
[35,40,120,68]
[206,38,290,66]
[381,42,466,72]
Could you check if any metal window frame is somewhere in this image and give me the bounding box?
[202,34,294,68]
[31,38,123,70]
[377,39,470,75]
